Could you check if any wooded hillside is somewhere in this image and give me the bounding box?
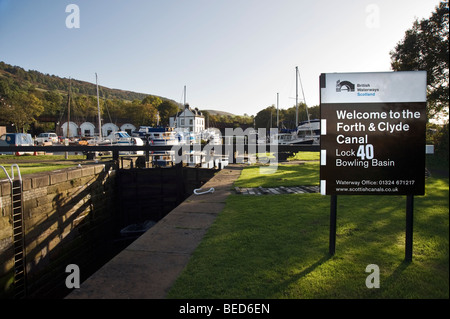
[0,61,150,101]
[0,61,258,134]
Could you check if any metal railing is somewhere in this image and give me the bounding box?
[0,143,319,154]
[0,164,27,298]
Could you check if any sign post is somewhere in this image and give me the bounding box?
[405,195,414,262]
[319,71,427,260]
[329,195,337,256]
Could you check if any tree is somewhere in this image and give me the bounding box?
[279,106,297,129]
[42,90,64,117]
[307,105,320,120]
[70,95,98,122]
[103,98,126,122]
[390,1,449,122]
[1,91,44,132]
[142,95,162,108]
[157,100,180,126]
[254,105,277,129]
[130,100,157,127]
[0,77,13,100]
[433,124,449,161]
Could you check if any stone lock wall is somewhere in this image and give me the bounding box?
[0,163,218,299]
[0,164,117,298]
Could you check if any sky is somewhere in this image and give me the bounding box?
[0,0,442,116]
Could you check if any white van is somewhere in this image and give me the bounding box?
[35,132,58,145]
[0,133,34,155]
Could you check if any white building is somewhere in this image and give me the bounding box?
[102,123,119,137]
[120,123,136,135]
[80,122,95,137]
[61,121,78,138]
[169,104,205,133]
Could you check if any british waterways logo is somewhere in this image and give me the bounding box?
[336,80,379,96]
[336,80,355,92]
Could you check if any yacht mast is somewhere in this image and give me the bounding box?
[295,66,298,127]
[65,78,71,160]
[66,78,71,138]
[276,92,279,130]
[96,73,102,140]
[297,68,313,136]
[184,85,187,132]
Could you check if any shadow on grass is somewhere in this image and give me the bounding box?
[297,254,332,279]
[273,253,332,297]
[375,260,413,298]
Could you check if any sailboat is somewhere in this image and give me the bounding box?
[296,119,320,145]
[89,73,144,154]
[86,73,104,145]
[271,67,316,145]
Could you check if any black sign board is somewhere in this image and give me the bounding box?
[320,71,427,196]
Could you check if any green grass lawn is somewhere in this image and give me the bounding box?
[0,155,85,178]
[0,162,77,178]
[167,159,449,299]
[234,162,319,188]
[0,154,108,178]
[288,151,320,162]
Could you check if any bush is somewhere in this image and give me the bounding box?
[434,124,449,163]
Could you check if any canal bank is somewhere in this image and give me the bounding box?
[0,161,221,298]
[66,164,244,299]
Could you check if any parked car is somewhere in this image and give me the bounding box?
[35,132,58,145]
[0,133,34,155]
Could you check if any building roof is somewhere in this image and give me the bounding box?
[172,104,204,118]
